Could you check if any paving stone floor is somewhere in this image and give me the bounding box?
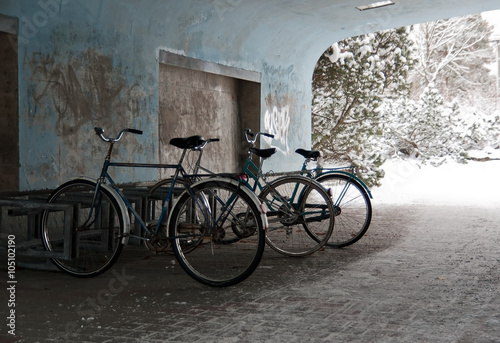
[1,204,499,342]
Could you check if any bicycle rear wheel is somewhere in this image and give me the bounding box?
[41,179,126,277]
[316,173,372,248]
[169,179,265,287]
[259,176,335,257]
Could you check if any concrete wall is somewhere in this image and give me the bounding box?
[1,0,499,191]
[158,61,260,177]
[0,0,270,191]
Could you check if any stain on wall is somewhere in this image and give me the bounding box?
[27,48,153,187]
[31,49,139,133]
[159,62,260,176]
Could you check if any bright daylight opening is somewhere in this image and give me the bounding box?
[311,9,500,208]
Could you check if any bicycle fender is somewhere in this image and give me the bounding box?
[223,177,269,231]
[316,172,373,199]
[76,177,131,244]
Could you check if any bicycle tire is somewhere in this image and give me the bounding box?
[258,176,335,257]
[168,178,265,287]
[41,179,126,277]
[316,173,372,248]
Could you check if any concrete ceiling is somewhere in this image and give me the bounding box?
[203,0,500,69]
[158,0,500,94]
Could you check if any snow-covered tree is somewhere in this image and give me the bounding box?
[312,15,500,187]
[312,27,416,186]
[411,14,496,111]
[383,84,454,164]
[382,84,500,165]
[392,13,500,163]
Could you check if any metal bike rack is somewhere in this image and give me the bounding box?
[0,198,74,271]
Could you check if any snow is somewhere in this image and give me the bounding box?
[482,9,500,38]
[372,154,500,207]
[327,43,340,63]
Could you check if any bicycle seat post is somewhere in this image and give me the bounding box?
[191,145,205,175]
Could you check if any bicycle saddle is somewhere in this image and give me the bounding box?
[295,148,321,160]
[249,147,276,159]
[170,135,205,149]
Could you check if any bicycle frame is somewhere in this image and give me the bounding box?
[171,134,323,216]
[99,162,185,241]
[298,162,373,200]
[83,132,219,245]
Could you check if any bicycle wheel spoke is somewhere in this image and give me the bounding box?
[169,179,265,287]
[317,174,372,247]
[41,180,125,277]
[259,176,335,257]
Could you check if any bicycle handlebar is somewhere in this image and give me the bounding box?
[195,138,220,150]
[94,127,143,143]
[244,128,274,145]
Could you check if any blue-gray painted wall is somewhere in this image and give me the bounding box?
[1,0,499,191]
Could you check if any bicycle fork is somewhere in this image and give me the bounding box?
[77,181,106,231]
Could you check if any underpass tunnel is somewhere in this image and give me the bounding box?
[0,0,499,191]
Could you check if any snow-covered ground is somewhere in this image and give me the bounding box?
[372,153,500,207]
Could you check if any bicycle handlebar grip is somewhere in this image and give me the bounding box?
[210,138,220,142]
[127,128,143,135]
[94,127,104,135]
[245,128,254,137]
[263,133,274,138]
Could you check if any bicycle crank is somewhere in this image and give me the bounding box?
[277,204,300,226]
[145,222,171,255]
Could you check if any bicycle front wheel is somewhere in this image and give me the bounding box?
[169,179,265,287]
[316,173,372,248]
[41,179,126,277]
[259,176,335,257]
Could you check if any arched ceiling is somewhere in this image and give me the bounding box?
[176,0,500,76]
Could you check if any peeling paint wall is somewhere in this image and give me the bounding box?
[0,0,318,191]
[28,49,155,185]
[2,0,160,190]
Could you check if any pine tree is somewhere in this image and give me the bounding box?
[312,27,416,186]
[384,84,449,164]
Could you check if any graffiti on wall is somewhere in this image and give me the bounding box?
[30,49,147,135]
[264,105,290,153]
[262,62,300,155]
[27,48,151,184]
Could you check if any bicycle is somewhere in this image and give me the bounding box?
[149,129,336,257]
[40,127,267,287]
[294,149,373,248]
